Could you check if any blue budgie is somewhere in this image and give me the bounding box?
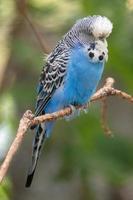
[25,15,113,187]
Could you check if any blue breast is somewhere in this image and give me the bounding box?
[44,45,104,137]
[63,45,104,105]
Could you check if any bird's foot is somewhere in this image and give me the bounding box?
[64,103,89,121]
[64,105,80,121]
[64,103,88,121]
[81,103,89,114]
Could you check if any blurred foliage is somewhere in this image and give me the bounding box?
[0,178,12,200]
[57,110,133,184]
[1,0,133,200]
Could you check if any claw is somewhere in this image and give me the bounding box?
[64,105,80,121]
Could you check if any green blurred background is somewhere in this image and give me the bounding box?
[1,0,133,199]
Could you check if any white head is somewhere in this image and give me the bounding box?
[64,15,113,48]
[90,16,113,39]
[84,40,108,63]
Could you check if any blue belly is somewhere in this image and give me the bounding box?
[45,46,104,113]
[63,46,104,105]
[44,46,104,137]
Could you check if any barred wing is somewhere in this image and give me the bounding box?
[35,45,70,116]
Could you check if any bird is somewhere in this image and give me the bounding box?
[25,15,113,187]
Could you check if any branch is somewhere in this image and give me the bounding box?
[15,0,50,54]
[0,77,133,183]
[101,97,112,137]
[22,12,50,54]
[99,77,113,137]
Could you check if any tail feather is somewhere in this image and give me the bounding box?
[25,124,46,187]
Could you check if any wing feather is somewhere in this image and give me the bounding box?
[35,43,70,116]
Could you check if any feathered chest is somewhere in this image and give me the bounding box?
[63,47,104,105]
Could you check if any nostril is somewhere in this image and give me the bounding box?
[99,55,104,61]
[89,52,94,58]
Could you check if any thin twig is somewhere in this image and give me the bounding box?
[101,98,112,137]
[0,110,33,183]
[99,78,113,136]
[15,0,50,53]
[22,12,50,54]
[0,77,133,183]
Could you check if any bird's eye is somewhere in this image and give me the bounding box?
[89,52,94,58]
[99,55,103,61]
